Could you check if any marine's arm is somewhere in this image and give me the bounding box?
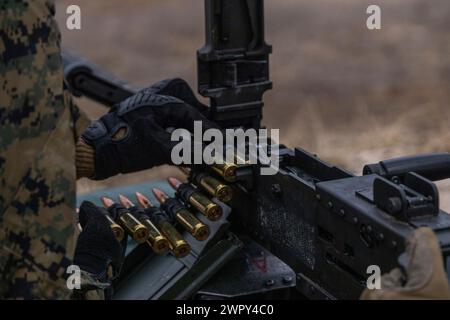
[77,78,218,181]
[0,0,78,299]
[0,0,118,300]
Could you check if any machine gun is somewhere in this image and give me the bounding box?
[65,0,450,300]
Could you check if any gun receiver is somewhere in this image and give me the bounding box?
[228,147,450,299]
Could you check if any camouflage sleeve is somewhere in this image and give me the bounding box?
[65,90,91,142]
[0,0,86,299]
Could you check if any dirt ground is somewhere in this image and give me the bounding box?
[56,0,450,210]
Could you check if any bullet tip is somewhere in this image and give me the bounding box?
[152,188,167,203]
[135,192,153,208]
[118,194,133,208]
[167,177,182,190]
[101,196,114,208]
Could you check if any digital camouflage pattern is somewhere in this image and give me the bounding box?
[0,0,90,299]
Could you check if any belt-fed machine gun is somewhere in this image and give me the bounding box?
[65,0,450,299]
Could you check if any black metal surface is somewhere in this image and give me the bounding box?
[197,0,272,129]
[197,236,295,299]
[230,148,450,299]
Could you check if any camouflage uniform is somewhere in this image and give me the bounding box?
[0,0,90,299]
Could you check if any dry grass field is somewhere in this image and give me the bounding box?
[56,0,450,210]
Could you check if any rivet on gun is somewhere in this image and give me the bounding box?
[265,279,275,287]
[327,202,333,209]
[271,184,282,197]
[391,240,397,248]
[283,276,293,284]
[392,176,400,184]
[315,194,321,201]
[352,217,359,225]
[366,225,372,233]
[378,233,385,241]
[339,209,346,217]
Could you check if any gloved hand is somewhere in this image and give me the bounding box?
[143,78,210,116]
[360,227,450,300]
[80,78,218,180]
[74,201,127,283]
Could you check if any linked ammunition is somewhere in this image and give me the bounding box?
[118,194,169,255]
[101,197,149,244]
[152,188,210,241]
[105,215,126,242]
[179,167,233,203]
[168,177,222,221]
[210,145,254,182]
[135,192,153,209]
[211,162,238,182]
[76,207,125,242]
[135,192,190,258]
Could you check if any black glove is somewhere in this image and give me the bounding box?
[143,78,209,116]
[74,201,127,282]
[81,78,218,180]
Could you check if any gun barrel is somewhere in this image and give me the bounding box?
[62,48,138,107]
[363,153,450,181]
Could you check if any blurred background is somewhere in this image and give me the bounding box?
[56,0,450,210]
